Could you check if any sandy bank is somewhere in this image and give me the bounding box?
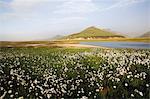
[54,44,107,48]
[0,41,107,48]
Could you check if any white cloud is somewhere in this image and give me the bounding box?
[0,0,96,24]
[9,0,52,12]
[51,16,86,24]
[0,0,57,21]
[53,0,98,14]
[0,1,8,7]
[98,0,146,12]
[1,0,144,20]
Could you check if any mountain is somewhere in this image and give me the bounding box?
[50,35,64,40]
[63,26,125,39]
[42,35,64,40]
[139,31,150,38]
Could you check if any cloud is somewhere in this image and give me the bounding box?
[53,0,98,15]
[0,0,97,25]
[0,1,9,8]
[9,0,51,12]
[0,0,144,20]
[0,0,148,41]
[98,0,146,12]
[0,0,56,21]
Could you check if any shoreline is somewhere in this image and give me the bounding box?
[59,37,150,43]
[0,42,107,48]
[54,44,107,48]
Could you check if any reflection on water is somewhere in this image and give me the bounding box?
[80,41,150,49]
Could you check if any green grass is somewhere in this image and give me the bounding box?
[0,47,149,98]
[63,26,125,39]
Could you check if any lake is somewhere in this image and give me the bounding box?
[80,41,150,49]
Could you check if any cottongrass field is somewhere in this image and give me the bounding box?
[0,47,149,99]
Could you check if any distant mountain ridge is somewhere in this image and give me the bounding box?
[139,31,150,38]
[63,26,125,39]
[50,35,64,40]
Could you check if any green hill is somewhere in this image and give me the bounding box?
[139,31,150,38]
[63,26,125,39]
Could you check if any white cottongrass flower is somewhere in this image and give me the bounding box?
[34,79,38,84]
[10,94,14,98]
[134,89,143,96]
[64,67,68,72]
[139,91,143,96]
[15,92,18,95]
[78,91,81,93]
[81,96,88,99]
[8,90,12,94]
[125,83,128,86]
[113,86,116,89]
[47,94,51,98]
[131,94,134,97]
[96,89,99,92]
[127,75,130,78]
[0,91,7,99]
[61,88,66,93]
[0,87,4,91]
[146,84,149,87]
[89,92,91,95]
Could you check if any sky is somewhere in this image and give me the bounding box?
[0,0,149,41]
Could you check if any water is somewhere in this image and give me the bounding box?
[80,41,150,49]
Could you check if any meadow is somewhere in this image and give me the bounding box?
[0,47,150,98]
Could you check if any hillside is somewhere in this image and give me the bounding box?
[63,26,125,39]
[139,31,150,38]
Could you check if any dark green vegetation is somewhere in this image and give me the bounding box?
[63,26,125,39]
[0,47,149,98]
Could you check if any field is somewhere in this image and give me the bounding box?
[0,47,149,98]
